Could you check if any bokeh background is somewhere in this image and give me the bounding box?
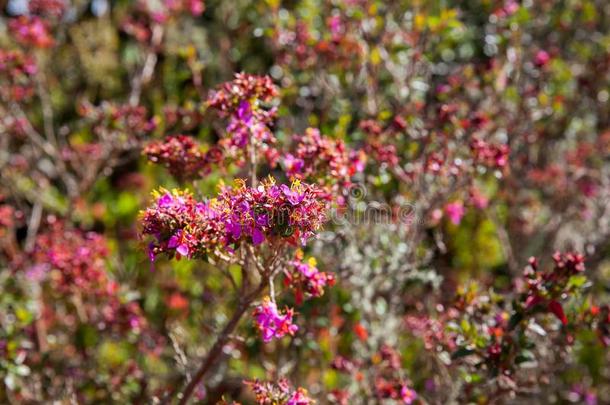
[0,0,609,403]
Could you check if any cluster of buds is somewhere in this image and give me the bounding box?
[283,128,365,202]
[216,178,326,247]
[123,0,204,41]
[0,203,16,239]
[284,251,335,304]
[272,10,364,71]
[140,189,223,261]
[360,120,400,167]
[253,297,298,343]
[470,138,510,170]
[144,135,220,180]
[140,178,326,261]
[78,101,157,139]
[208,73,278,115]
[330,345,417,404]
[208,74,279,162]
[144,75,280,176]
[521,252,586,325]
[315,16,364,68]
[405,314,456,351]
[139,0,204,22]
[28,0,68,18]
[31,221,145,332]
[7,0,65,47]
[9,16,54,48]
[444,201,465,225]
[373,346,418,404]
[274,22,317,69]
[0,50,37,102]
[32,221,110,293]
[162,104,205,132]
[243,379,314,405]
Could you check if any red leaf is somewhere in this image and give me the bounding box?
[548,300,568,325]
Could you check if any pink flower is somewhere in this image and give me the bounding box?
[9,16,55,48]
[503,0,519,15]
[253,298,298,342]
[328,15,342,40]
[286,388,314,405]
[188,0,205,16]
[140,179,327,261]
[285,254,335,303]
[469,188,489,209]
[29,0,67,17]
[400,386,418,404]
[284,128,363,203]
[140,189,224,261]
[470,138,509,169]
[246,379,311,404]
[534,50,551,67]
[283,153,305,176]
[167,230,191,257]
[445,201,465,225]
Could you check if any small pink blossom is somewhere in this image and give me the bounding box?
[286,388,314,405]
[400,386,417,404]
[9,16,54,48]
[253,297,298,342]
[445,201,465,225]
[535,50,551,67]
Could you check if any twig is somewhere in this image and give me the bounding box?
[172,281,267,405]
[249,138,257,187]
[129,24,164,107]
[34,63,59,148]
[487,207,518,274]
[24,202,43,253]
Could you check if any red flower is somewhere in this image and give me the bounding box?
[354,322,369,341]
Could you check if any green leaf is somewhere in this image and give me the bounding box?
[567,275,587,289]
[451,347,476,360]
[508,312,524,330]
[515,350,535,364]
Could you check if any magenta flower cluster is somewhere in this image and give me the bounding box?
[0,49,37,102]
[140,178,326,261]
[138,0,205,23]
[284,252,335,304]
[217,178,326,247]
[253,297,298,343]
[144,135,217,180]
[282,127,366,202]
[208,73,279,160]
[9,16,54,48]
[244,379,314,405]
[470,137,510,169]
[140,189,222,261]
[31,221,145,332]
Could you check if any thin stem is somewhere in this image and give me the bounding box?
[249,138,257,187]
[6,101,79,197]
[129,24,164,107]
[174,281,266,405]
[487,207,518,275]
[24,202,42,253]
[269,276,276,303]
[34,61,59,149]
